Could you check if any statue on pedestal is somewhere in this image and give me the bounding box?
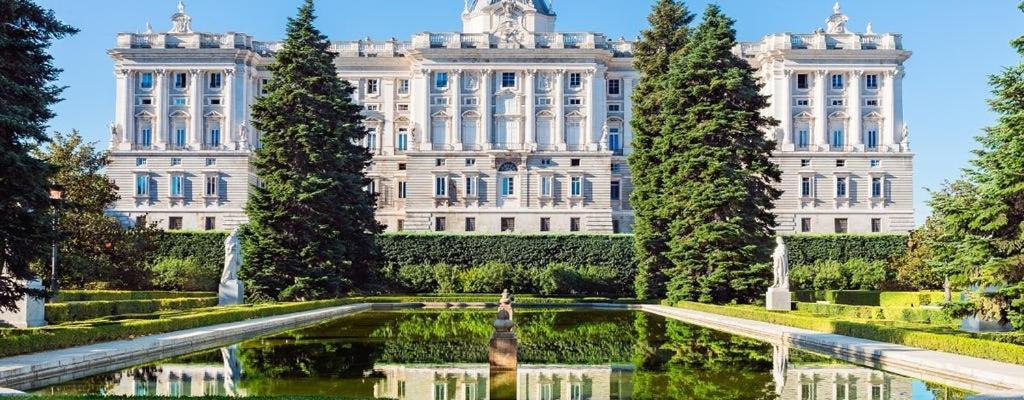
[489,289,518,371]
[766,237,792,311]
[219,228,245,306]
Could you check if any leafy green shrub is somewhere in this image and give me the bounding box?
[460,262,532,293]
[150,258,219,292]
[45,297,218,323]
[813,261,847,290]
[784,234,909,266]
[795,302,954,325]
[791,259,890,292]
[845,259,887,290]
[879,291,947,307]
[534,263,623,296]
[55,290,215,302]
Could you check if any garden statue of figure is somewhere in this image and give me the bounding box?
[219,228,245,306]
[766,237,793,311]
[490,289,517,371]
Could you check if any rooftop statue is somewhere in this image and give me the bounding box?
[170,1,193,34]
[825,1,849,34]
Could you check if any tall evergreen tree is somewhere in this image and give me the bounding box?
[0,1,76,311]
[628,0,694,300]
[244,0,382,301]
[659,5,781,304]
[930,3,1024,329]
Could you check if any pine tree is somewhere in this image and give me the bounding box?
[243,0,382,301]
[659,5,781,304]
[628,0,694,300]
[0,1,76,311]
[930,3,1024,329]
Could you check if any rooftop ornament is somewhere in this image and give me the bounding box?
[170,1,193,34]
[825,1,849,34]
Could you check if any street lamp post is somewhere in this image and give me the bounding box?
[49,187,63,294]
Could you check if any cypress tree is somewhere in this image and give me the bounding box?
[244,0,382,301]
[628,0,694,300]
[0,1,76,311]
[659,5,781,304]
[930,3,1024,329]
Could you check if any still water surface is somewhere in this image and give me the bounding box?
[33,310,972,400]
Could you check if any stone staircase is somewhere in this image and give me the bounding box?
[402,214,433,232]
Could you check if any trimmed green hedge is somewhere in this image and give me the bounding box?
[377,233,633,269]
[55,290,216,302]
[0,299,352,358]
[674,301,1024,366]
[45,297,219,323]
[793,290,946,307]
[784,234,908,266]
[794,302,954,325]
[351,294,647,304]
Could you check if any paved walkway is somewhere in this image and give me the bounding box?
[0,303,371,390]
[641,304,1024,393]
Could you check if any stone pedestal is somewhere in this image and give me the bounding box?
[489,369,516,400]
[0,279,47,328]
[960,314,1013,333]
[219,279,244,306]
[766,288,792,311]
[489,334,518,371]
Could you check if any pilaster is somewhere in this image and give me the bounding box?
[154,70,168,149]
[780,70,794,150]
[452,70,463,151]
[883,70,896,148]
[848,70,863,149]
[525,69,536,151]
[813,69,828,151]
[482,69,493,151]
[224,66,235,150]
[622,76,635,155]
[115,68,134,150]
[189,69,202,148]
[554,69,565,151]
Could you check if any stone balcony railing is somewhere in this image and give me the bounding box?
[116,32,256,50]
[411,32,634,57]
[735,32,903,57]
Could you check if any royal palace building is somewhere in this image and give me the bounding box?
[105,0,915,234]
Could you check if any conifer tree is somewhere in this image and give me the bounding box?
[930,3,1024,329]
[244,0,382,301]
[659,5,781,304]
[628,0,694,300]
[0,1,76,311]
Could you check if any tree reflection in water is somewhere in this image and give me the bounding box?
[31,310,973,400]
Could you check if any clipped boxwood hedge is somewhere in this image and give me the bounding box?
[784,234,908,266]
[793,290,946,307]
[0,299,353,358]
[377,233,634,269]
[45,297,219,323]
[55,290,216,302]
[794,302,954,325]
[879,291,946,307]
[674,301,1024,366]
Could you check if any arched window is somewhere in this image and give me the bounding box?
[498,162,518,173]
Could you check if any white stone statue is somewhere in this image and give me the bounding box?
[109,122,120,144]
[599,123,610,150]
[771,236,790,289]
[222,228,241,283]
[170,1,193,34]
[825,1,849,34]
[901,123,910,148]
[238,122,250,150]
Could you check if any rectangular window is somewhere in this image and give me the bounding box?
[140,72,154,89]
[835,218,848,234]
[870,159,880,168]
[501,217,515,233]
[608,79,621,95]
[435,217,446,232]
[204,217,216,231]
[801,177,812,197]
[260,79,270,96]
[836,159,846,167]
[136,158,147,166]
[568,98,583,106]
[541,176,553,197]
[540,158,553,166]
[797,129,810,149]
[801,218,812,233]
[570,217,581,232]
[364,104,380,111]
[571,158,581,167]
[831,74,844,89]
[872,177,883,198]
[866,99,880,106]
[135,215,147,227]
[612,219,621,234]
[872,218,882,233]
[399,79,410,94]
[537,97,553,106]
[609,128,622,155]
[140,128,152,147]
[867,129,879,149]
[209,72,222,89]
[140,98,153,105]
[501,176,515,197]
[866,74,879,89]
[174,73,187,89]
[209,98,222,105]
[398,181,407,199]
[398,163,407,171]
[465,217,476,232]
[796,73,809,89]
[611,163,621,173]
[366,128,377,150]
[170,157,181,166]
[173,97,187,106]
[796,99,810,106]
[209,128,221,146]
[501,72,516,88]
[608,104,622,112]
[168,217,183,231]
[569,73,582,88]
[435,72,449,89]
[366,79,379,95]
[170,175,184,197]
[540,217,551,232]
[831,99,844,106]
[832,129,844,147]
[396,219,404,232]
[135,175,149,196]
[205,176,218,197]
[434,176,447,197]
[610,180,621,201]
[398,103,410,111]
[465,176,476,197]
[465,158,476,166]
[836,177,848,197]
[436,158,446,167]
[206,158,217,166]
[800,159,811,167]
[570,176,582,197]
[397,129,409,151]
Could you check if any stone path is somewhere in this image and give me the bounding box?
[0,303,371,390]
[641,304,1024,394]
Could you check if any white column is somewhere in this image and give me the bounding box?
[115,68,133,150]
[584,70,595,150]
[482,69,493,150]
[451,70,463,151]
[189,69,202,149]
[848,70,863,149]
[883,70,896,148]
[623,76,635,155]
[154,70,168,148]
[591,67,608,151]
[525,70,536,151]
[413,68,431,150]
[224,66,235,150]
[383,78,396,155]
[554,69,565,150]
[780,70,794,150]
[813,69,828,150]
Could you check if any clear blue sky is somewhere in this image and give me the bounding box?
[37,0,1023,226]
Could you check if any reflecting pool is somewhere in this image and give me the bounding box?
[31,310,972,399]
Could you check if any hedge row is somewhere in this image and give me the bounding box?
[377,234,634,269]
[45,297,219,323]
[0,299,352,358]
[794,302,954,325]
[352,295,646,304]
[384,262,633,297]
[674,301,1024,366]
[784,234,908,266]
[794,290,946,307]
[151,231,228,277]
[55,290,216,302]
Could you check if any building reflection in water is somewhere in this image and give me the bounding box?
[373,364,634,400]
[97,345,244,397]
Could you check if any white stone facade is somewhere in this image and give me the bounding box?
[105,1,913,234]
